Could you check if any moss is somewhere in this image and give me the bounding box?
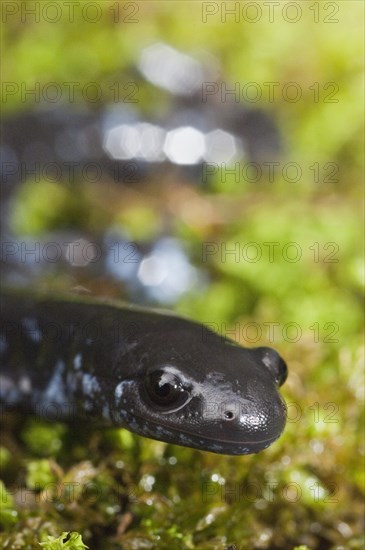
[39,532,88,550]
[0,481,18,529]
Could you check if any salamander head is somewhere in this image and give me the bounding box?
[113,334,288,455]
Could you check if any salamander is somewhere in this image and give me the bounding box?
[0,290,288,455]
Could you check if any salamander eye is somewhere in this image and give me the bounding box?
[144,369,189,408]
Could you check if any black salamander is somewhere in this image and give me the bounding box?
[0,291,288,455]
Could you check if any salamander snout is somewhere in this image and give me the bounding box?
[203,381,288,454]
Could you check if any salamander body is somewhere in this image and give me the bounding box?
[0,291,288,455]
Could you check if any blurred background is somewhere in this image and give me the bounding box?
[0,1,364,549]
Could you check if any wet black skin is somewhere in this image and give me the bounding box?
[0,291,288,455]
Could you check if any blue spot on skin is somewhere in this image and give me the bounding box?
[73,353,82,370]
[22,317,42,343]
[81,374,100,395]
[43,360,66,404]
[115,380,132,401]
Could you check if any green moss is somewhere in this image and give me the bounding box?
[25,460,57,491]
[21,420,67,457]
[0,447,12,469]
[39,532,88,550]
[0,481,18,528]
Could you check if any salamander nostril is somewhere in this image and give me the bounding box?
[224,410,235,420]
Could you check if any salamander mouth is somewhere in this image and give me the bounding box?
[172,431,281,455]
[154,426,280,455]
[119,412,283,455]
